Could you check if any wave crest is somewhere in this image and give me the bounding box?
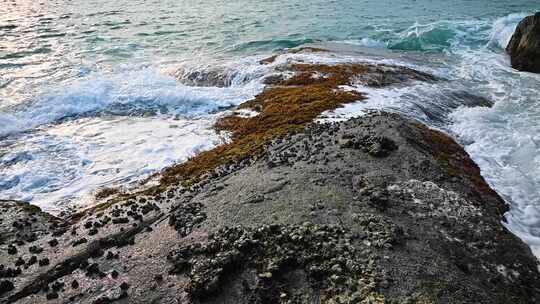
[487,12,529,49]
[0,67,262,138]
[389,22,457,52]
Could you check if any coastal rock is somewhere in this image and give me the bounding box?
[1,113,539,304]
[506,12,540,73]
[0,281,14,297]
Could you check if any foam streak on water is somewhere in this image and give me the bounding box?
[1,116,224,212]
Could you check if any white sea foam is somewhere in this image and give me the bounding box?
[488,13,530,49]
[0,115,226,213]
[0,62,265,212]
[342,38,388,49]
[169,56,274,87]
[319,84,422,122]
[0,66,263,138]
[450,101,540,258]
[448,49,540,258]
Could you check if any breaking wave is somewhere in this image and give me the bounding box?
[0,66,263,138]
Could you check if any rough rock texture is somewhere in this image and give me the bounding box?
[506,12,540,73]
[1,113,539,304]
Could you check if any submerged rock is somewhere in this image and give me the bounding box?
[506,12,540,73]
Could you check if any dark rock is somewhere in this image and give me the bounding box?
[168,202,206,237]
[72,238,87,247]
[89,247,104,259]
[27,256,37,266]
[342,135,397,157]
[48,239,59,247]
[7,245,17,255]
[167,224,376,302]
[22,232,38,243]
[506,12,540,73]
[51,280,64,292]
[93,296,112,304]
[86,263,105,278]
[15,257,25,267]
[46,292,59,300]
[79,259,89,269]
[0,265,21,278]
[39,258,50,267]
[28,245,43,254]
[112,217,129,224]
[0,280,15,295]
[1,112,540,303]
[52,228,67,237]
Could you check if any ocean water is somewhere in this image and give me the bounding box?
[0,0,539,256]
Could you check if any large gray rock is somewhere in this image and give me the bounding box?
[1,113,539,304]
[506,12,540,73]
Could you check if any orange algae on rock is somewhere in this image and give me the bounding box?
[94,60,435,200]
[405,122,507,215]
[159,64,369,187]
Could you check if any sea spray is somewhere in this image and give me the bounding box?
[0,66,263,138]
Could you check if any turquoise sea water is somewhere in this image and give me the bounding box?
[0,0,539,256]
[0,0,537,101]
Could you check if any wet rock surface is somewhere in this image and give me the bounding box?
[1,113,539,303]
[506,12,540,73]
